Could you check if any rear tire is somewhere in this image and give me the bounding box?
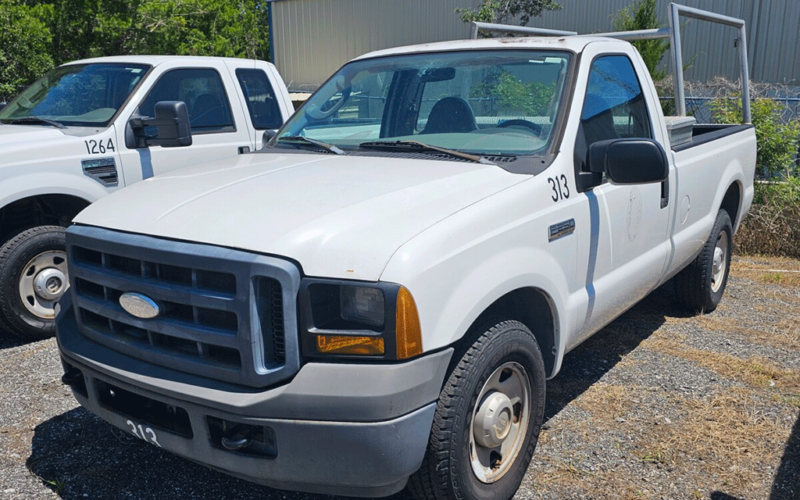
[674,209,732,313]
[407,318,546,500]
[0,226,68,340]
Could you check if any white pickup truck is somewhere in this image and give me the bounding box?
[55,9,756,500]
[0,56,293,339]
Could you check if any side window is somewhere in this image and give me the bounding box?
[235,68,283,129]
[138,68,235,134]
[580,55,652,148]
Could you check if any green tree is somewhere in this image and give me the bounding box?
[457,0,561,27]
[0,0,54,101]
[613,0,668,80]
[30,0,270,65]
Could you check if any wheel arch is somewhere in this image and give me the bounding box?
[0,193,92,244]
[463,286,560,379]
[719,181,742,231]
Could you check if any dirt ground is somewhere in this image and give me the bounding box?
[1,255,798,500]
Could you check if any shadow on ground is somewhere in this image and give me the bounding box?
[542,280,688,422]
[26,282,685,500]
[0,328,31,350]
[769,410,800,500]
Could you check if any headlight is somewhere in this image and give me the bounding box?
[340,286,385,327]
[299,279,422,360]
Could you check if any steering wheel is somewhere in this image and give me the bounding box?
[498,119,542,135]
[305,75,351,120]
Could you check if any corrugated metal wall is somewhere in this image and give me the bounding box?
[525,0,800,84]
[271,0,481,91]
[271,0,800,91]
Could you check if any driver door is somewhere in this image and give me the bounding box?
[117,64,255,185]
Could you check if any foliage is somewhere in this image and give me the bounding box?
[613,0,668,81]
[457,0,561,27]
[734,177,800,258]
[0,0,54,101]
[473,71,555,115]
[0,0,270,102]
[712,97,800,179]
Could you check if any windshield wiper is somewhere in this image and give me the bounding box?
[277,135,345,155]
[0,117,65,129]
[359,140,495,165]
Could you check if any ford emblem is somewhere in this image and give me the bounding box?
[119,292,161,319]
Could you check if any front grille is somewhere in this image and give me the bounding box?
[67,226,300,388]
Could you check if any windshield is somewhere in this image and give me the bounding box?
[0,63,149,127]
[274,50,572,157]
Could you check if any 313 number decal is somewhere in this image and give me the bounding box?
[127,420,162,448]
[84,138,115,155]
[548,174,570,202]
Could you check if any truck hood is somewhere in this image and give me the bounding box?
[75,152,526,280]
[0,123,99,163]
[0,123,66,147]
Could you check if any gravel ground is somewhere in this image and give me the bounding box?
[1,256,798,500]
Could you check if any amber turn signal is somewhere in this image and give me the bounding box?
[396,286,423,359]
[316,334,385,356]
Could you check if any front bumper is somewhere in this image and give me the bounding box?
[57,298,452,497]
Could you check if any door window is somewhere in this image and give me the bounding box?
[138,68,235,134]
[580,55,652,147]
[235,68,283,130]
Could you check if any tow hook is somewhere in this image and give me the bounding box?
[61,368,83,388]
[221,423,254,450]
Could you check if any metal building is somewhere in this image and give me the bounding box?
[268,0,800,92]
[269,0,481,92]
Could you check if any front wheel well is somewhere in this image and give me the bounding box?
[0,194,90,244]
[471,287,557,377]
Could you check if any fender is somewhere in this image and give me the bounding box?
[0,171,110,212]
[383,234,573,377]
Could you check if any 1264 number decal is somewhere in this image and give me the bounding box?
[85,138,115,155]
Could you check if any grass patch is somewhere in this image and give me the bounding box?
[646,337,800,392]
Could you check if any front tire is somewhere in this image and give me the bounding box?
[408,318,546,500]
[674,209,733,313]
[0,226,68,340]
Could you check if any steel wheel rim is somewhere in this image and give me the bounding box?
[18,250,69,319]
[469,361,531,483]
[711,230,729,293]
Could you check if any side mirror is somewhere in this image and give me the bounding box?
[587,139,668,185]
[128,100,192,148]
[262,129,277,145]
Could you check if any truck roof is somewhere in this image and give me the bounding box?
[63,55,267,67]
[354,36,627,61]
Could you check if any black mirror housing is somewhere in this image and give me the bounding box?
[587,139,668,185]
[129,100,192,149]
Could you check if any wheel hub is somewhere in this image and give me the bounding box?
[18,250,69,319]
[473,392,514,448]
[469,362,531,483]
[711,231,728,293]
[33,268,67,300]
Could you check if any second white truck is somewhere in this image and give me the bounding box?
[0,56,293,339]
[56,6,756,500]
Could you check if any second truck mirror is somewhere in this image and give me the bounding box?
[587,139,668,185]
[129,101,192,149]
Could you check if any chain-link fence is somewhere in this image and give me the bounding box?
[657,78,800,174]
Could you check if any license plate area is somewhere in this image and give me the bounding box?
[96,379,193,438]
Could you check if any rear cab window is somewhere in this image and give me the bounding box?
[235,68,283,129]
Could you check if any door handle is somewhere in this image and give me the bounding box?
[238,146,250,154]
